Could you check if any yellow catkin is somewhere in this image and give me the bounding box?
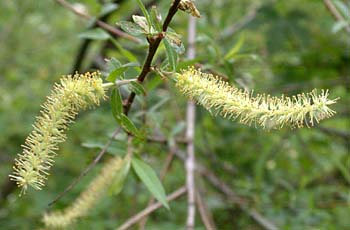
[42,155,124,228]
[9,72,106,194]
[175,67,338,129]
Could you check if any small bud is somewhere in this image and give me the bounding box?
[178,0,201,18]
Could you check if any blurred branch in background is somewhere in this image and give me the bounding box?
[185,15,197,230]
[48,128,121,206]
[54,0,140,43]
[174,150,279,230]
[324,0,350,33]
[117,186,187,230]
[196,187,217,230]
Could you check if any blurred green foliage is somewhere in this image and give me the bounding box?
[0,0,349,229]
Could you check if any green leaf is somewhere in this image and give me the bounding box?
[110,88,123,121]
[106,62,141,82]
[81,141,127,155]
[120,114,140,136]
[163,38,177,71]
[99,3,119,17]
[224,33,245,60]
[131,157,169,209]
[118,21,145,36]
[129,81,146,95]
[132,15,155,34]
[135,0,152,33]
[106,58,122,73]
[165,32,185,54]
[109,156,131,195]
[107,67,128,82]
[110,38,139,62]
[150,5,162,32]
[78,28,110,40]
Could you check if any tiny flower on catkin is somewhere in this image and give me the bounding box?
[175,67,338,129]
[42,155,125,228]
[9,72,106,194]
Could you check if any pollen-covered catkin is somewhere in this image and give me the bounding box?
[175,67,338,129]
[9,72,106,194]
[42,155,124,228]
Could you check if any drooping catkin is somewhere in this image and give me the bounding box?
[9,72,106,194]
[175,67,338,129]
[42,155,125,228]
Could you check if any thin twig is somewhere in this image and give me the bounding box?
[220,3,260,39]
[317,126,350,143]
[324,0,350,33]
[185,15,197,230]
[48,128,121,206]
[196,188,217,230]
[117,186,187,230]
[54,0,141,43]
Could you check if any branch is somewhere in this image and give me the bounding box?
[185,15,197,230]
[324,0,350,33]
[54,0,140,43]
[123,0,182,115]
[50,0,182,206]
[117,186,187,230]
[220,3,260,39]
[196,188,217,230]
[72,0,158,72]
[317,126,350,143]
[173,150,278,230]
[48,127,121,206]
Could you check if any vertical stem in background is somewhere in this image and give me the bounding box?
[185,15,196,230]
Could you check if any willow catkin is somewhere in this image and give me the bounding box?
[42,155,125,228]
[9,72,106,194]
[175,67,337,129]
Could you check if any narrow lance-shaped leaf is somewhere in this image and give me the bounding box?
[78,28,110,40]
[131,157,169,209]
[110,88,123,121]
[135,0,152,33]
[129,81,147,96]
[163,38,177,71]
[118,21,145,36]
[120,114,141,137]
[109,156,131,195]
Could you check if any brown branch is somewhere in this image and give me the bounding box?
[54,0,141,43]
[117,186,187,230]
[196,188,217,230]
[73,0,158,72]
[48,127,121,206]
[123,0,181,115]
[324,0,350,33]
